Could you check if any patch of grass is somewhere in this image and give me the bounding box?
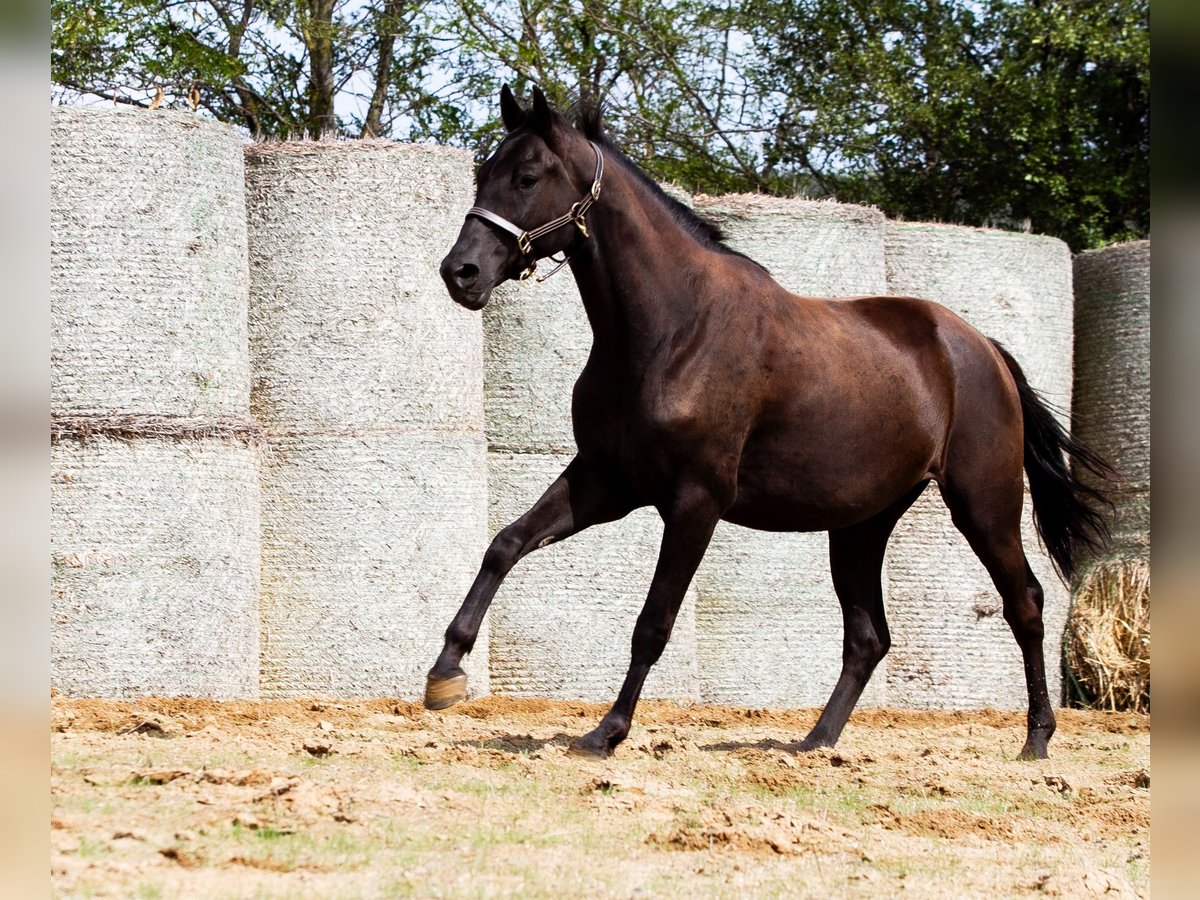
[254,827,295,841]
[134,883,164,900]
[76,837,110,858]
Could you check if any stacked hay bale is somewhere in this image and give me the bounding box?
[246,141,489,699]
[690,196,890,708]
[884,223,1074,708]
[1067,240,1150,711]
[50,107,260,698]
[482,184,702,701]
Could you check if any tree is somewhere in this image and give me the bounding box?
[51,1,445,139]
[52,0,1148,249]
[741,0,1149,249]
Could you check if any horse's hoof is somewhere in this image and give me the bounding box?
[424,673,468,711]
[1016,742,1049,761]
[566,738,611,760]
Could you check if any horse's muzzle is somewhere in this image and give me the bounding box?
[439,253,492,310]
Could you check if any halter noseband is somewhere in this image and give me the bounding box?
[465,141,605,282]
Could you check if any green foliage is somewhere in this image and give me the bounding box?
[742,0,1149,249]
[51,0,1147,249]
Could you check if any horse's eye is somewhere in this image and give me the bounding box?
[518,175,539,190]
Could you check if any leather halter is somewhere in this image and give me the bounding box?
[465,141,604,282]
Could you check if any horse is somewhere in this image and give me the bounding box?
[425,85,1114,761]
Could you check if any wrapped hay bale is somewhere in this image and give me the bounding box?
[694,195,888,298]
[886,491,1067,708]
[1072,241,1151,562]
[691,195,889,707]
[51,424,260,698]
[51,107,250,418]
[246,141,489,698]
[1068,241,1150,711]
[484,273,700,701]
[487,452,698,701]
[50,108,259,698]
[259,434,487,696]
[884,223,1074,708]
[1065,561,1149,712]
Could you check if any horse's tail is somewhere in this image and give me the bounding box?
[991,340,1117,582]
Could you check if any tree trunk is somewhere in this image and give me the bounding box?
[306,0,337,137]
[362,0,403,137]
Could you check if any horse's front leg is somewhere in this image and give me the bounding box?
[425,456,636,710]
[568,484,723,758]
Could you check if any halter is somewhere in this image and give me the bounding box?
[465,141,605,282]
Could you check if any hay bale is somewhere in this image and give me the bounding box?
[51,107,250,418]
[690,195,889,707]
[259,434,488,697]
[245,141,483,434]
[885,490,1070,709]
[883,223,1074,708]
[487,452,699,701]
[1072,241,1151,563]
[693,195,888,296]
[1065,560,1150,712]
[245,140,489,698]
[51,431,260,698]
[483,275,589,455]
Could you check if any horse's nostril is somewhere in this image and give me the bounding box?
[455,263,479,286]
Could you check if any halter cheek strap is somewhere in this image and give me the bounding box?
[464,141,605,282]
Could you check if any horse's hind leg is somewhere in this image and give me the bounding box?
[799,482,927,751]
[940,479,1056,760]
[425,455,637,710]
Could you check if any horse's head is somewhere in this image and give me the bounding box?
[440,85,602,310]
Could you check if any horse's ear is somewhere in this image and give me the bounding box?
[528,85,552,135]
[499,84,524,132]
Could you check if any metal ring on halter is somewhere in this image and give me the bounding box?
[464,142,605,284]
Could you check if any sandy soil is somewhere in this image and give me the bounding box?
[50,698,1149,898]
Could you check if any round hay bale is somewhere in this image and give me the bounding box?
[484,275,588,454]
[693,195,888,296]
[51,107,250,418]
[690,196,889,707]
[885,490,1070,709]
[51,431,260,698]
[883,223,1074,709]
[1065,560,1150,712]
[260,434,488,697]
[245,141,483,434]
[487,451,698,702]
[1072,240,1150,563]
[245,140,489,699]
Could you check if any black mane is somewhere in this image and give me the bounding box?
[573,102,760,267]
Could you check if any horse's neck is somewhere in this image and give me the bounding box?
[567,162,705,357]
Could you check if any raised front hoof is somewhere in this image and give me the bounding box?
[424,673,468,711]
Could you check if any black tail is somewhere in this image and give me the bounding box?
[992,341,1117,583]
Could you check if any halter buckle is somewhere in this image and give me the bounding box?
[569,201,590,239]
[517,232,533,257]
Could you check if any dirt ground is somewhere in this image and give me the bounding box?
[50,697,1149,898]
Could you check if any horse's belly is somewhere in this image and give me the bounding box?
[723,434,935,532]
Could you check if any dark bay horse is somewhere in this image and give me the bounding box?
[426,86,1113,760]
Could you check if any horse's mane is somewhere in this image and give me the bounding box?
[572,101,762,268]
